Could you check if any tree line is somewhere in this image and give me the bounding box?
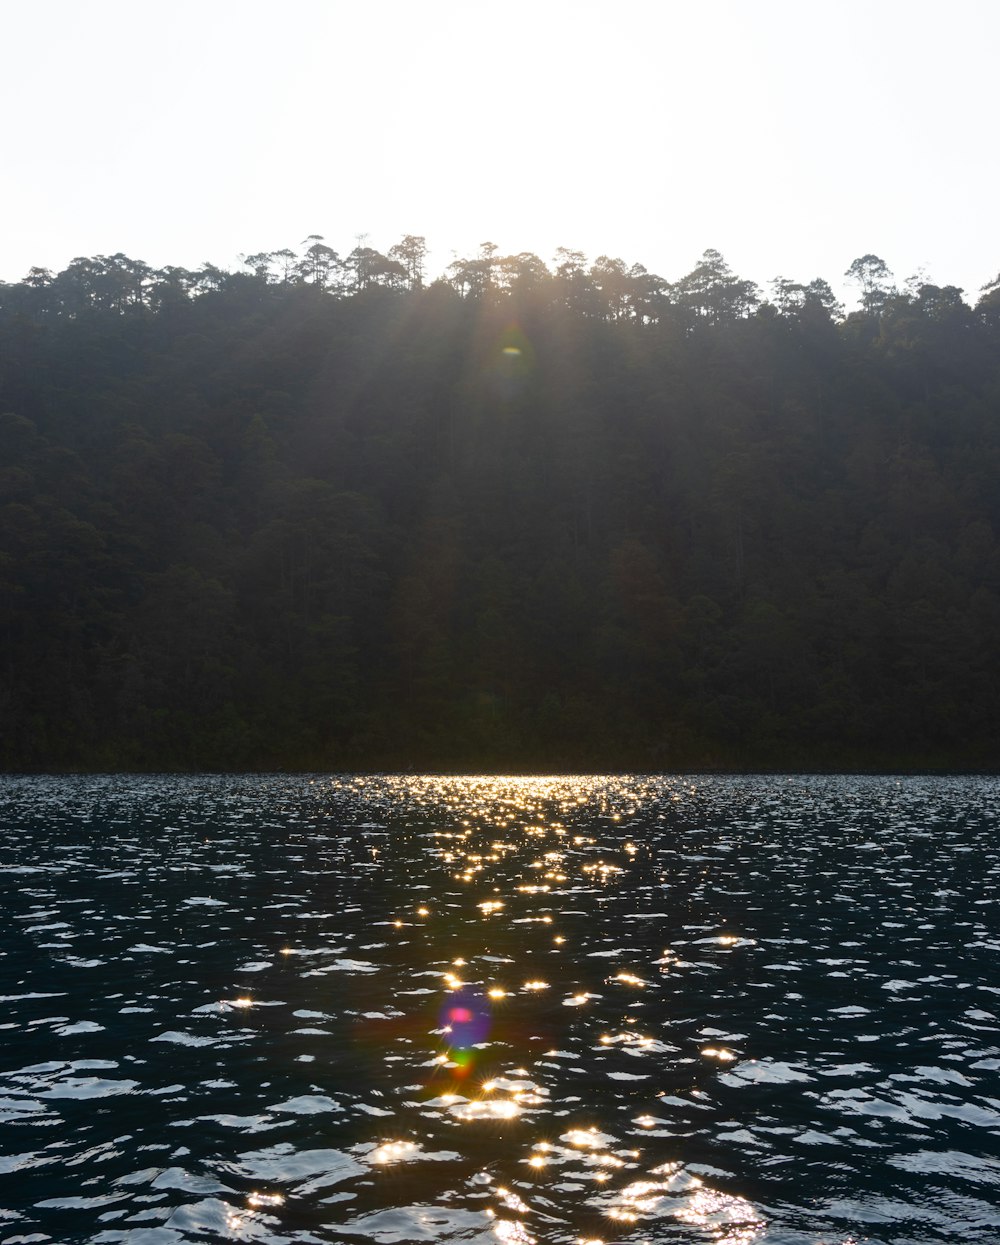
[1,239,1000,771]
[14,235,998,326]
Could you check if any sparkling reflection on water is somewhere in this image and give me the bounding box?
[2,773,1000,1245]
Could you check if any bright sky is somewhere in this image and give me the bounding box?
[4,0,998,305]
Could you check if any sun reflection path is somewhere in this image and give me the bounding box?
[291,775,768,1245]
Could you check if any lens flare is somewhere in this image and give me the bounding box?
[439,989,492,1050]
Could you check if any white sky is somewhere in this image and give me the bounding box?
[3,0,998,305]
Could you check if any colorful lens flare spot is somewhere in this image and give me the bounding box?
[450,1048,475,1074]
[440,990,491,1049]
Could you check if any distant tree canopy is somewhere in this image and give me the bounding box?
[2,237,1000,772]
[5,234,999,331]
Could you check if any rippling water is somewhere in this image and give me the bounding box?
[2,774,1000,1245]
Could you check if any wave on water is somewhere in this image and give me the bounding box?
[1,773,999,1244]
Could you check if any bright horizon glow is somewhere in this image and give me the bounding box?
[3,0,999,308]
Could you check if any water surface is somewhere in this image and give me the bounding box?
[1,774,999,1244]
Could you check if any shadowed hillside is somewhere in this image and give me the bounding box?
[2,243,999,771]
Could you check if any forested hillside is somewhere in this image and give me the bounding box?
[2,240,1000,771]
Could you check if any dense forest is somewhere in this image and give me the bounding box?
[2,237,1000,772]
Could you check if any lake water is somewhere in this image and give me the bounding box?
[1,774,999,1245]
